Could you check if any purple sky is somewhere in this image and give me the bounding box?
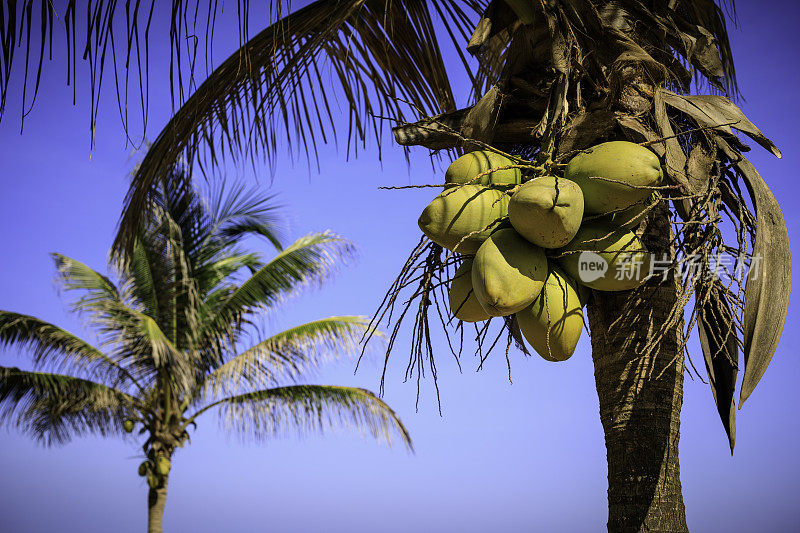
[0,2,798,532]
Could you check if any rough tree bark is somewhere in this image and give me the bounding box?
[147,474,169,533]
[587,204,688,532]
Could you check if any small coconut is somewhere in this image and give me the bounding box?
[555,221,651,291]
[146,473,160,489]
[154,456,171,476]
[418,185,509,254]
[509,176,584,248]
[445,151,521,186]
[565,141,662,215]
[448,259,491,322]
[138,461,150,477]
[472,228,548,316]
[122,419,135,433]
[516,267,584,362]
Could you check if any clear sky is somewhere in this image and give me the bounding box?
[0,2,798,532]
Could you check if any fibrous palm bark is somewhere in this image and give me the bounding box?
[147,473,169,533]
[588,205,688,532]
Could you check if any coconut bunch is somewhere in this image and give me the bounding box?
[418,142,663,362]
[138,449,172,489]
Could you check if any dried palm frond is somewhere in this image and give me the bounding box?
[99,0,484,257]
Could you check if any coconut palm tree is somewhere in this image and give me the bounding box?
[0,2,790,532]
[0,168,411,533]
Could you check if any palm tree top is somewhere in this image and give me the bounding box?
[0,166,411,452]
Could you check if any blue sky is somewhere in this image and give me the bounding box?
[0,2,798,532]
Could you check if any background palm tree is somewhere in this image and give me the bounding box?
[0,1,791,531]
[0,167,411,533]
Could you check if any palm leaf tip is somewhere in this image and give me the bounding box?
[0,310,125,382]
[209,181,286,251]
[214,385,413,451]
[0,366,132,446]
[696,281,738,453]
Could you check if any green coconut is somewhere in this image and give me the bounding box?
[146,472,160,489]
[565,141,662,215]
[556,221,651,291]
[509,176,584,248]
[448,259,491,322]
[138,461,150,477]
[122,419,135,433]
[445,150,521,186]
[472,228,548,316]
[516,267,584,362]
[155,456,171,476]
[418,185,509,254]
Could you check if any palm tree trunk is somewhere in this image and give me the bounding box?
[147,474,169,533]
[587,205,688,532]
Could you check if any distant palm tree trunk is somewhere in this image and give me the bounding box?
[147,475,169,533]
[587,206,688,532]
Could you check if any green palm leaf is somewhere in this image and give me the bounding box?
[0,311,142,391]
[0,366,138,445]
[53,253,122,305]
[129,238,161,321]
[206,181,285,251]
[196,385,412,450]
[202,232,355,340]
[52,253,137,333]
[134,313,188,376]
[52,253,176,385]
[201,316,376,397]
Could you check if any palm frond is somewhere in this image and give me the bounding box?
[51,253,141,335]
[52,249,197,388]
[2,1,255,135]
[126,168,219,354]
[129,238,161,320]
[142,167,212,276]
[53,253,122,312]
[206,180,285,251]
[0,366,137,446]
[2,2,481,144]
[197,253,265,298]
[201,232,355,341]
[133,313,182,371]
[112,0,483,256]
[129,168,281,310]
[198,384,412,450]
[52,253,164,378]
[201,316,376,398]
[0,310,141,391]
